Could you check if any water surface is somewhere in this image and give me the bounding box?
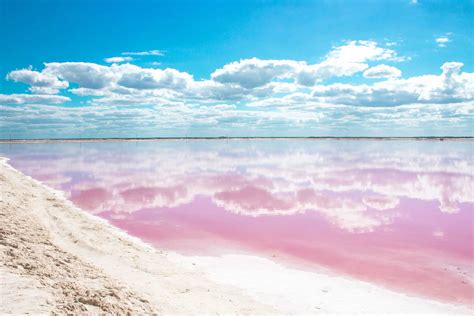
[1,140,473,305]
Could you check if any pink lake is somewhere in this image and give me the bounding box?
[1,140,473,306]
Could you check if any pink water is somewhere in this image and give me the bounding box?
[2,140,473,306]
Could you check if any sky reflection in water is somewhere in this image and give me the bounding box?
[1,140,473,305]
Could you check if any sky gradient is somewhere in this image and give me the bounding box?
[1,0,473,138]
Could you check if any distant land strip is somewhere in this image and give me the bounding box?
[0,136,473,144]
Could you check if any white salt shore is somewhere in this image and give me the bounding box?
[0,157,472,315]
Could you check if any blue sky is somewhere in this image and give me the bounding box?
[1,0,473,138]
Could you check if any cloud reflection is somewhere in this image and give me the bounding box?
[3,140,473,233]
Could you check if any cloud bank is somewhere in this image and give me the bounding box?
[1,40,473,137]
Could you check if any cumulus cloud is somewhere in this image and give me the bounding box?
[122,50,164,56]
[211,41,407,88]
[6,62,195,99]
[297,40,406,86]
[6,68,68,94]
[104,56,133,63]
[211,58,301,89]
[44,62,116,89]
[295,62,368,86]
[0,93,70,105]
[435,36,450,47]
[312,62,474,106]
[363,64,402,79]
[186,79,278,101]
[117,67,193,90]
[326,40,402,63]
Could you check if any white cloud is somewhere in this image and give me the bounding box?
[104,56,133,63]
[122,50,164,56]
[435,36,450,47]
[7,63,194,97]
[6,68,68,94]
[312,62,474,106]
[117,66,193,90]
[363,64,402,79]
[44,62,116,89]
[325,40,404,63]
[211,41,407,88]
[296,40,406,86]
[295,61,368,86]
[211,58,301,89]
[0,93,70,105]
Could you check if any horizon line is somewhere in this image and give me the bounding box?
[1,136,473,144]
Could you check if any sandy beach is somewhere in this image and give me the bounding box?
[1,156,472,315]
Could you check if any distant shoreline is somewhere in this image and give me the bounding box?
[0,136,473,144]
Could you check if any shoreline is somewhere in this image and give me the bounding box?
[1,157,472,314]
[0,136,473,144]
